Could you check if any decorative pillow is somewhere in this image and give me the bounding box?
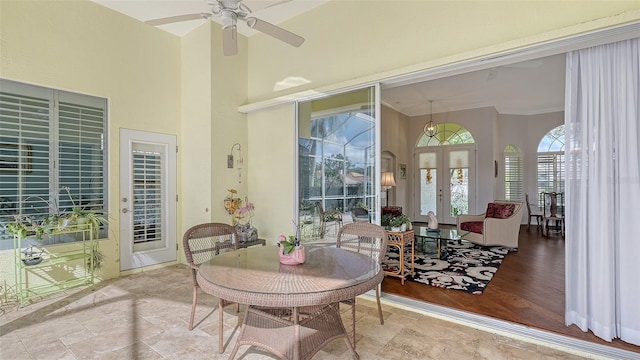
[485,203,516,219]
[460,221,483,234]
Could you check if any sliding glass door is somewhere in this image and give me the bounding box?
[297,86,379,241]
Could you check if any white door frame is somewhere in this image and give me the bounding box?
[119,129,177,270]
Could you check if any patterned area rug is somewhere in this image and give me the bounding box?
[383,240,508,295]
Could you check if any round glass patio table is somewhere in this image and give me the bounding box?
[196,245,383,359]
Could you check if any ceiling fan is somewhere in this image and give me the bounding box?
[145,0,305,56]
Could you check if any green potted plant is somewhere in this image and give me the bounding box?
[388,215,403,232]
[66,207,109,238]
[381,213,395,231]
[5,214,55,240]
[61,187,109,238]
[383,213,411,232]
[5,215,33,239]
[396,214,412,231]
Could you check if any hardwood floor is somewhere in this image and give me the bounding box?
[382,224,640,354]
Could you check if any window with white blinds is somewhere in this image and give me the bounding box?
[537,153,565,193]
[537,125,565,207]
[0,80,107,250]
[504,145,523,201]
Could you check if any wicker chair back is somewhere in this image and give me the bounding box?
[336,221,389,346]
[337,222,388,263]
[181,222,240,350]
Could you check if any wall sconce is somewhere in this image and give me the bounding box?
[381,171,396,207]
[423,100,438,137]
[228,143,243,169]
[228,143,244,183]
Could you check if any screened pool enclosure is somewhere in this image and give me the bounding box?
[297,87,378,240]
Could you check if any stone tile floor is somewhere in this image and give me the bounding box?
[1,265,587,359]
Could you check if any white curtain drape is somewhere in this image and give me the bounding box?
[565,38,640,345]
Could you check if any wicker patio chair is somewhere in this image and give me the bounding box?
[351,207,370,222]
[336,222,388,347]
[183,222,239,353]
[316,201,343,237]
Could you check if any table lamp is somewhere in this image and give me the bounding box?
[381,171,396,207]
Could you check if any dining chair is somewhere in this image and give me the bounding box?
[525,193,543,232]
[541,192,565,237]
[183,222,239,353]
[336,222,388,347]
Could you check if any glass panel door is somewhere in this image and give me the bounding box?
[414,146,475,225]
[297,86,378,241]
[448,149,470,222]
[415,149,442,223]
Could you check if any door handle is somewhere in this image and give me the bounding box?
[122,208,130,213]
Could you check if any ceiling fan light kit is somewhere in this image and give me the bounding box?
[145,0,305,56]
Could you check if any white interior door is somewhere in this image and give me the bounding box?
[414,146,475,224]
[119,129,177,270]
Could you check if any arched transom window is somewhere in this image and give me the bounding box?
[417,123,475,147]
[537,125,565,197]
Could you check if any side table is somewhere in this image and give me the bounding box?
[215,239,265,255]
[384,230,415,285]
[238,238,266,248]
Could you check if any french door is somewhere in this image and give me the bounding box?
[119,129,177,270]
[414,145,475,224]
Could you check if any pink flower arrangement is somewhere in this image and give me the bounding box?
[237,202,254,217]
[234,199,254,226]
[224,189,254,226]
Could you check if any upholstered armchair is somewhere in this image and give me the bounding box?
[456,200,524,250]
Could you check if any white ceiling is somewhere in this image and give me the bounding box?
[92,0,328,37]
[382,54,566,116]
[91,0,566,117]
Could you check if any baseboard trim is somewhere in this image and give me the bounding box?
[365,292,638,360]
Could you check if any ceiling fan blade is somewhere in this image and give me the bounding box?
[255,0,294,11]
[223,25,238,56]
[245,17,304,47]
[145,13,209,26]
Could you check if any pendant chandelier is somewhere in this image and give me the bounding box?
[423,100,438,137]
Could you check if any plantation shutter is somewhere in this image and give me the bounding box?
[504,154,523,201]
[0,79,107,249]
[555,154,565,194]
[537,154,554,200]
[132,148,163,244]
[0,85,52,221]
[537,152,565,207]
[58,92,106,214]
